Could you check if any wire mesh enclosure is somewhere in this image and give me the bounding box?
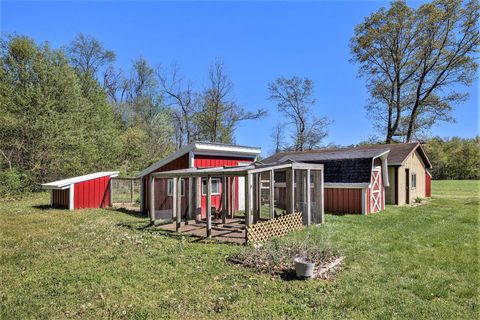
[111,177,141,206]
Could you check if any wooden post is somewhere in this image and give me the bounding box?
[196,177,202,222]
[254,173,262,223]
[172,177,177,221]
[187,177,193,222]
[176,178,182,231]
[291,168,296,213]
[222,176,227,224]
[313,170,323,225]
[252,173,258,223]
[320,169,324,224]
[149,175,155,224]
[206,176,212,237]
[245,173,253,226]
[230,177,236,218]
[269,169,275,219]
[140,177,144,212]
[130,179,134,204]
[306,169,311,226]
[110,178,114,206]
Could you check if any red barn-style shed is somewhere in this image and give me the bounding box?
[137,142,261,220]
[42,172,119,210]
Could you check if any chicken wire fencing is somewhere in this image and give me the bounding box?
[294,169,323,226]
[111,178,141,206]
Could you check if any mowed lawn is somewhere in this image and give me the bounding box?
[0,181,478,319]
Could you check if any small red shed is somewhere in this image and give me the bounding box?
[42,172,119,210]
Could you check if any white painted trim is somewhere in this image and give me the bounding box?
[195,143,261,155]
[361,188,366,215]
[324,183,370,189]
[68,183,74,211]
[42,172,119,190]
[370,167,382,213]
[378,153,390,187]
[188,151,195,168]
[201,177,221,196]
[193,151,259,159]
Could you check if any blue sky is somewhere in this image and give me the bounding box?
[1,0,478,156]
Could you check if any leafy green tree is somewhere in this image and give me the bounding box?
[426,136,479,180]
[66,33,115,78]
[0,35,121,189]
[351,0,479,143]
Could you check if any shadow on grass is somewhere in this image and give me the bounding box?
[32,204,57,211]
[110,207,147,219]
[115,220,243,246]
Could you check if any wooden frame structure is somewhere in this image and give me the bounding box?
[150,162,324,239]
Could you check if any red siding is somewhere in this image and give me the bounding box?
[73,176,111,209]
[425,172,431,197]
[144,153,190,216]
[194,155,254,218]
[143,153,255,218]
[52,189,69,209]
[324,188,363,214]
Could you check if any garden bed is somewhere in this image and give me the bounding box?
[228,237,343,280]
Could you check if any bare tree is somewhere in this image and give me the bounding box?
[268,76,330,151]
[197,58,266,143]
[103,65,128,107]
[157,63,198,149]
[270,123,286,154]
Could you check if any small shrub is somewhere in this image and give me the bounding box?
[0,169,33,198]
[231,235,338,276]
[414,197,423,203]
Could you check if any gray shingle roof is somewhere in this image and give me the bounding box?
[263,142,431,168]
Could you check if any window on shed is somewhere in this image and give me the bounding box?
[201,178,221,195]
[411,173,417,189]
[167,179,185,196]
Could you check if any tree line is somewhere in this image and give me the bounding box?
[0,33,332,196]
[0,34,271,195]
[426,136,479,180]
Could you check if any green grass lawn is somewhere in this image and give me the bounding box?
[1,181,478,319]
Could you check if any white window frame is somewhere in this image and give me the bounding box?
[201,178,221,196]
[167,178,185,197]
[411,173,417,189]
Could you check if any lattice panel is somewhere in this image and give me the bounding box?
[246,213,304,244]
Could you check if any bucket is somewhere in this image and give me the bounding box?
[294,257,315,279]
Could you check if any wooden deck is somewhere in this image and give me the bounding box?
[155,218,247,244]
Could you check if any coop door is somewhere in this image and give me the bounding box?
[370,167,382,213]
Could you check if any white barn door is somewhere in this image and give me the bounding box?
[370,167,382,213]
[237,162,251,211]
